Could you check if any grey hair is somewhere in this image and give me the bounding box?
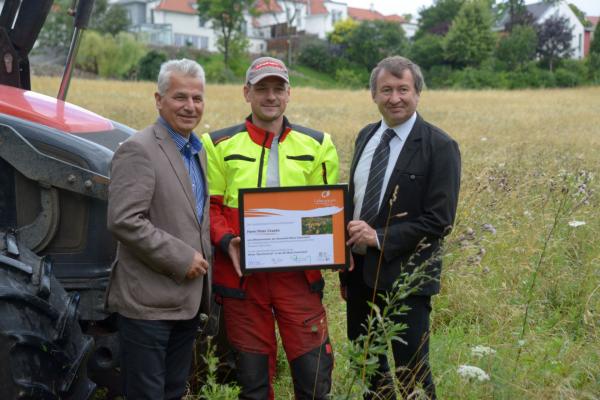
[157,58,205,96]
[369,56,425,97]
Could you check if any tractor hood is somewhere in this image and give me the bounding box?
[0,84,113,133]
[0,84,134,177]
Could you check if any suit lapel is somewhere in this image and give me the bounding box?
[197,145,208,198]
[381,115,423,205]
[154,123,198,220]
[350,122,381,180]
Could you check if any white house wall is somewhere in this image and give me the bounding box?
[255,1,307,30]
[301,1,348,39]
[305,15,327,38]
[402,22,417,39]
[153,10,218,51]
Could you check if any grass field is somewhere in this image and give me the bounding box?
[33,78,600,399]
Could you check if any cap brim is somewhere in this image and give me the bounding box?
[248,72,290,85]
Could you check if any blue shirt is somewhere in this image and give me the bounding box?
[159,117,205,224]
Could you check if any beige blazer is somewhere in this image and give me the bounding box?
[105,121,212,320]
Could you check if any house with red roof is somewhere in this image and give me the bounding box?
[253,0,348,40]
[113,0,416,52]
[496,1,586,59]
[347,6,417,37]
[115,0,269,52]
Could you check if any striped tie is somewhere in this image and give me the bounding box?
[360,128,396,225]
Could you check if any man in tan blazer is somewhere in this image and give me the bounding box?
[106,59,211,399]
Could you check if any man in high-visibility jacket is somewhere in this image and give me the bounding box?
[202,57,339,400]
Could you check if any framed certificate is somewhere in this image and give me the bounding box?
[239,184,349,274]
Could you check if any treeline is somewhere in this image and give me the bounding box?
[297,0,600,89]
[36,0,600,89]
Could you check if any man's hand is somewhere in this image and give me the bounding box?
[185,252,209,280]
[228,236,242,277]
[347,220,378,248]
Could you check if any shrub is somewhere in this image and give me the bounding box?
[450,67,509,89]
[138,50,168,81]
[586,53,600,83]
[77,31,146,79]
[203,57,239,83]
[298,38,336,73]
[507,63,556,88]
[495,25,537,70]
[425,65,454,88]
[334,68,368,89]
[554,67,581,87]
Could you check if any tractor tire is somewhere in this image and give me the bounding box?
[0,234,96,400]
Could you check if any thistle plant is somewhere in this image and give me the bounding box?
[188,337,240,400]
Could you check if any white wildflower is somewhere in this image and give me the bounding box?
[517,339,526,347]
[204,123,210,129]
[471,345,496,357]
[480,137,488,141]
[523,210,532,217]
[568,220,586,227]
[457,365,490,382]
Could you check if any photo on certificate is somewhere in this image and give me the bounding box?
[238,184,349,274]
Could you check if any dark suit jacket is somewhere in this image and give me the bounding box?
[106,121,212,320]
[346,113,461,296]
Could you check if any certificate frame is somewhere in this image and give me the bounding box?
[238,184,350,274]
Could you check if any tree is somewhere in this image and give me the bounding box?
[444,0,496,68]
[568,3,591,27]
[90,0,130,36]
[328,18,359,45]
[297,38,335,73]
[37,0,73,52]
[536,15,573,71]
[586,21,600,81]
[138,50,168,81]
[38,0,130,53]
[590,21,600,55]
[414,0,465,39]
[262,0,303,65]
[197,0,255,68]
[409,34,445,71]
[342,21,409,72]
[77,31,145,78]
[495,25,537,69]
[500,0,535,32]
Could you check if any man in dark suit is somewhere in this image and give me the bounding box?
[343,56,461,399]
[106,59,212,399]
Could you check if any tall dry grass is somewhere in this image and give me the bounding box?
[33,77,600,399]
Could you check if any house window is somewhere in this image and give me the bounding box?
[198,16,207,27]
[174,34,209,49]
[200,36,209,49]
[331,10,342,25]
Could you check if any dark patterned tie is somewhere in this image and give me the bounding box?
[360,128,396,225]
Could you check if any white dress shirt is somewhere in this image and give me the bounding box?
[351,113,416,253]
[353,112,417,229]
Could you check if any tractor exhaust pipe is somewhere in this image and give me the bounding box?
[57,0,95,101]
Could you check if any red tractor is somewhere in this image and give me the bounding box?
[0,1,134,398]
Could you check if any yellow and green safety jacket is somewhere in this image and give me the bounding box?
[201,116,339,298]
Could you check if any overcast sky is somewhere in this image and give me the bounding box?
[344,0,600,19]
